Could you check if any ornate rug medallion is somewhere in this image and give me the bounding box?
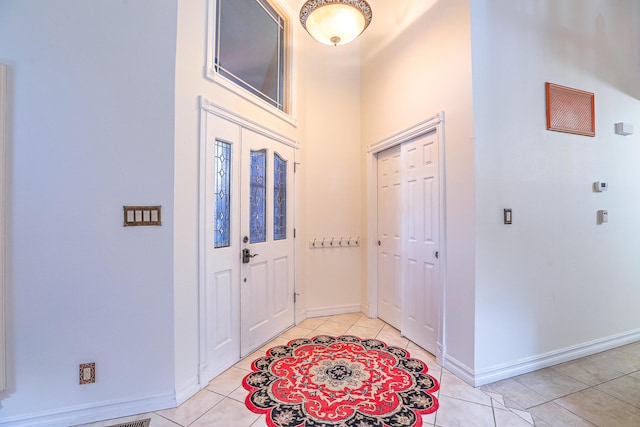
[243,335,439,427]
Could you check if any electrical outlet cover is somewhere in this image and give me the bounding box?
[79,362,96,385]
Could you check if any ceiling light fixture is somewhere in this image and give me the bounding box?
[300,0,372,47]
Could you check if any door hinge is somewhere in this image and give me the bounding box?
[294,292,299,303]
[294,228,296,238]
[294,162,300,173]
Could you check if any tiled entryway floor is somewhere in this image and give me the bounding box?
[79,313,640,427]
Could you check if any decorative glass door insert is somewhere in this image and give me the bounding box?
[249,149,267,243]
[273,153,287,240]
[214,140,232,248]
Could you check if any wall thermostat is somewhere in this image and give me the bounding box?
[594,181,608,192]
[598,210,608,224]
[615,122,634,136]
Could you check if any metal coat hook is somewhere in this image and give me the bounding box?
[356,237,360,245]
[312,238,316,247]
[321,237,326,247]
[330,237,335,246]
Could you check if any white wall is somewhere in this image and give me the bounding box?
[0,0,178,424]
[298,41,363,316]
[471,0,640,378]
[361,0,476,370]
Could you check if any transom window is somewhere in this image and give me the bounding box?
[211,0,289,114]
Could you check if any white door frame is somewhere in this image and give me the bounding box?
[365,112,447,365]
[198,97,299,387]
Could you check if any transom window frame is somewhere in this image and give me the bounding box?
[206,0,297,127]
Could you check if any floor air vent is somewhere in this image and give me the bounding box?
[107,419,151,427]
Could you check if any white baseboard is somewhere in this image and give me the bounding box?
[305,304,362,318]
[360,304,371,317]
[467,328,640,387]
[0,393,176,427]
[295,308,308,325]
[175,377,201,407]
[443,355,476,386]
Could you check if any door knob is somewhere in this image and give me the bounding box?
[242,248,259,264]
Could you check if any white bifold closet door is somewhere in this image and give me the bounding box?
[377,130,441,356]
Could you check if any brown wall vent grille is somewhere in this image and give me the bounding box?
[546,82,595,137]
[107,419,151,427]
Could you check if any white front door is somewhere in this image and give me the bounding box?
[201,113,295,382]
[377,145,402,329]
[239,128,295,356]
[401,131,440,355]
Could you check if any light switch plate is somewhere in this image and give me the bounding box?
[123,206,161,226]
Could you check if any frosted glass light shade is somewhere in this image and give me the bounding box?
[300,0,372,46]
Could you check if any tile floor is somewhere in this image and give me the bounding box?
[78,313,640,427]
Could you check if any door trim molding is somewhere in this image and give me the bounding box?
[0,63,7,393]
[200,97,299,149]
[365,112,447,364]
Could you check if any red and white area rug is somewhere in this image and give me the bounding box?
[242,335,439,427]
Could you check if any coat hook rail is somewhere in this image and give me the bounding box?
[309,236,360,248]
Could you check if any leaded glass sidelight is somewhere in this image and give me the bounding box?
[250,150,267,243]
[273,153,287,240]
[214,141,232,248]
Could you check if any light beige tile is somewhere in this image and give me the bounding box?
[157,389,224,426]
[439,371,492,406]
[529,401,596,427]
[484,391,505,406]
[433,395,495,427]
[206,366,248,396]
[345,324,381,339]
[191,397,260,427]
[588,349,640,374]
[493,408,534,426]
[556,388,640,427]
[502,397,527,411]
[595,375,640,408]
[381,323,401,334]
[482,378,548,409]
[509,408,534,425]
[376,330,409,349]
[329,312,363,325]
[513,367,589,400]
[143,413,182,427]
[617,341,640,358]
[314,320,351,335]
[530,417,554,427]
[250,415,270,427]
[551,357,626,386]
[228,384,250,403]
[354,316,386,331]
[297,317,327,330]
[279,325,313,339]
